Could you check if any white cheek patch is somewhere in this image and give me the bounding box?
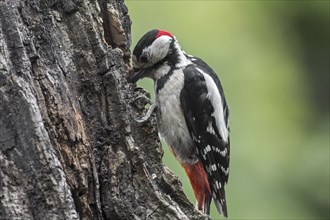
[143,35,172,65]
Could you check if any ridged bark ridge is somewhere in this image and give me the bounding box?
[0,0,208,219]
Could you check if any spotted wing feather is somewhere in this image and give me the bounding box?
[180,64,230,217]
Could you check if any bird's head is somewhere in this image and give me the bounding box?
[128,29,179,83]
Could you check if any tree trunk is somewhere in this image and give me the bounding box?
[0,0,208,219]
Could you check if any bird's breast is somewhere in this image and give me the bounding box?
[155,69,197,164]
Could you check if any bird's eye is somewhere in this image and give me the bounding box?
[140,54,148,63]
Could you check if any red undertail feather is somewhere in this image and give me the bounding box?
[181,161,212,214]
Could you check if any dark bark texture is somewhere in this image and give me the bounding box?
[0,0,208,219]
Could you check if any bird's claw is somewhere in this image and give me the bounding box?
[134,103,157,124]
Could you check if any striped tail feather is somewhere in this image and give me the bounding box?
[213,187,228,218]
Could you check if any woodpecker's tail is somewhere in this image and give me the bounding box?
[213,187,228,218]
[203,190,212,215]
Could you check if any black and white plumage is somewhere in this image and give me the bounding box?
[128,29,230,218]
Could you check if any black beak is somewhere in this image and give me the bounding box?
[128,68,147,84]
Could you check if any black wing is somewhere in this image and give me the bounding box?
[185,54,229,126]
[180,64,230,217]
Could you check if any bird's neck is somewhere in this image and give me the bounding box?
[168,41,190,68]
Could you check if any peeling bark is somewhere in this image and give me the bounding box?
[0,0,208,219]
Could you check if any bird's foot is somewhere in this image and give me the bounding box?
[134,102,157,123]
[130,91,157,124]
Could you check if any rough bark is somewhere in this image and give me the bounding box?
[0,0,208,219]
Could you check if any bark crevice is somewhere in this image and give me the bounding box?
[0,0,209,219]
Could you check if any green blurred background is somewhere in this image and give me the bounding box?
[126,1,329,219]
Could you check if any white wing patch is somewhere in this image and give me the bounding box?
[196,68,229,143]
[206,122,216,135]
[221,166,230,175]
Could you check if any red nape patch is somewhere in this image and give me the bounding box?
[156,30,173,39]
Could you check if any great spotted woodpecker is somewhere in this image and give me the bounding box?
[128,29,230,218]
